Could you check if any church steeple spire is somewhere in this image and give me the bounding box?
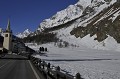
[3,19,12,52]
[6,19,11,32]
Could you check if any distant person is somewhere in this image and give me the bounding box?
[45,48,47,52]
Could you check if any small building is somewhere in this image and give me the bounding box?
[12,39,19,53]
[18,42,26,53]
[0,36,4,47]
[0,36,4,52]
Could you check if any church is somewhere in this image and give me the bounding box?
[0,19,13,53]
[0,19,29,54]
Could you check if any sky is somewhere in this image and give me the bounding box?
[0,0,78,34]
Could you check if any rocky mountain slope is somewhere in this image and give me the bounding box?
[71,2,120,43]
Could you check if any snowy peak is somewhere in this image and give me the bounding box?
[37,0,84,31]
[37,0,116,32]
[16,29,32,38]
[23,29,32,34]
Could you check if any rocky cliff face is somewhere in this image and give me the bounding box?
[71,2,120,43]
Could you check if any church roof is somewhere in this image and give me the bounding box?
[5,19,12,33]
[7,19,10,30]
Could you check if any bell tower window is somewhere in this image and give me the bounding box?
[5,34,8,37]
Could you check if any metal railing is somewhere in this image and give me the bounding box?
[30,56,83,79]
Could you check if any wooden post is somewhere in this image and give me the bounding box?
[63,75,66,79]
[36,58,38,65]
[76,73,82,79]
[37,59,39,67]
[56,66,60,71]
[47,63,50,75]
[43,61,45,69]
[56,66,60,79]
[39,59,42,68]
[28,54,31,60]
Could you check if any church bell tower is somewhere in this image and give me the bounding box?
[3,19,12,52]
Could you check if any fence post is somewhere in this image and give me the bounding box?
[37,59,39,67]
[56,66,60,79]
[47,63,50,74]
[76,73,82,79]
[63,75,66,79]
[42,61,45,69]
[36,58,39,65]
[56,66,60,71]
[39,59,42,68]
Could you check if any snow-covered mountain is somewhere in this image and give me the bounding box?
[32,0,120,51]
[37,0,116,31]
[37,0,89,32]
[16,29,32,38]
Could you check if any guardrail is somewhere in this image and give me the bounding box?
[30,56,83,79]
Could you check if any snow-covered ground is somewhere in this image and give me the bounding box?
[27,43,120,79]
